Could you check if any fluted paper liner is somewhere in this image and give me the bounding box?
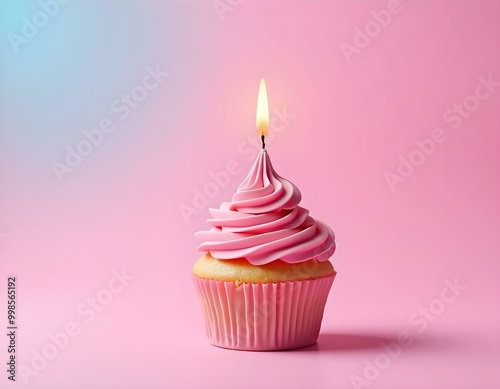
[192,273,335,351]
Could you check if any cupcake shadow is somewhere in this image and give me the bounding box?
[297,332,399,352]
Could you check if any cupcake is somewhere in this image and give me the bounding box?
[193,148,336,350]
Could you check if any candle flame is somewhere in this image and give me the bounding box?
[256,78,269,137]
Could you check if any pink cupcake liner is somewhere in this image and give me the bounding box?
[192,273,336,351]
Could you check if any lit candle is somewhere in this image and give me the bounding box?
[256,78,269,149]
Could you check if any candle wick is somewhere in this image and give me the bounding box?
[261,135,266,149]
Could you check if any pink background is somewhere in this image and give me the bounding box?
[1,0,499,388]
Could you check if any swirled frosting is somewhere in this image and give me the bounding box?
[195,149,336,265]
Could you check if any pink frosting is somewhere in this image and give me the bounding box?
[195,149,336,265]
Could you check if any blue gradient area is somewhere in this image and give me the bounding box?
[0,1,178,164]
